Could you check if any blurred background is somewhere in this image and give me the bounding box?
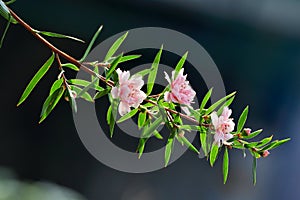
[0,0,299,199]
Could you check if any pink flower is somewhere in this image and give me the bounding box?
[211,107,235,147]
[111,69,146,116]
[164,69,196,113]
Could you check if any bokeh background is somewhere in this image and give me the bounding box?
[0,0,299,199]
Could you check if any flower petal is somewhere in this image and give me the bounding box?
[118,101,131,116]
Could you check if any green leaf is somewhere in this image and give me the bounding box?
[261,138,290,151]
[17,53,55,106]
[104,31,128,61]
[237,106,249,133]
[94,88,111,100]
[174,51,188,77]
[147,46,163,95]
[106,54,123,80]
[180,125,201,132]
[76,78,99,99]
[70,85,94,102]
[136,68,152,77]
[39,87,65,123]
[109,99,119,137]
[142,116,163,138]
[68,79,103,91]
[117,108,138,123]
[223,147,229,184]
[256,135,273,148]
[176,134,199,154]
[119,55,141,63]
[199,88,213,114]
[66,86,77,113]
[138,112,146,129]
[0,17,11,48]
[0,1,17,24]
[217,96,235,115]
[50,78,63,95]
[252,157,257,185]
[205,91,236,114]
[80,25,103,62]
[61,63,79,71]
[210,144,219,167]
[243,129,263,140]
[165,130,176,167]
[106,105,112,125]
[36,30,84,43]
[153,130,163,140]
[200,128,208,156]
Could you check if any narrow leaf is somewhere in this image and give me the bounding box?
[50,78,63,95]
[147,46,163,95]
[37,31,84,43]
[165,130,176,167]
[174,51,188,77]
[180,125,201,132]
[217,96,235,116]
[117,108,138,123]
[199,88,213,113]
[176,135,199,154]
[142,116,163,138]
[106,105,112,125]
[94,88,111,100]
[39,87,65,123]
[119,55,141,63]
[68,79,103,91]
[70,85,94,102]
[66,86,77,113]
[80,25,103,62]
[110,99,119,137]
[0,17,10,48]
[0,1,17,24]
[153,130,163,140]
[205,91,236,114]
[136,68,151,77]
[61,63,79,71]
[243,129,263,139]
[17,53,55,106]
[223,147,229,184]
[104,31,128,61]
[138,112,146,129]
[106,54,123,79]
[200,128,208,156]
[237,106,249,133]
[210,144,219,167]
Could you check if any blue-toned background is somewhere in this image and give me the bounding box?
[0,0,299,199]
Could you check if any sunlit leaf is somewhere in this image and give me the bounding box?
[147,45,163,95]
[106,53,123,80]
[61,63,79,71]
[35,30,84,43]
[136,68,151,77]
[68,79,103,91]
[199,88,213,114]
[153,130,163,140]
[176,134,199,154]
[17,53,55,106]
[237,106,249,133]
[210,144,219,167]
[94,88,111,100]
[70,85,94,102]
[174,51,188,77]
[223,147,229,184]
[104,31,128,61]
[119,55,141,63]
[165,129,176,167]
[109,98,119,137]
[217,96,235,116]
[243,129,263,140]
[50,78,63,95]
[39,87,65,123]
[205,91,236,114]
[138,111,146,129]
[261,138,290,151]
[117,108,138,123]
[180,125,201,132]
[80,25,103,62]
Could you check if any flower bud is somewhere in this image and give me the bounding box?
[244,128,252,136]
[262,150,270,158]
